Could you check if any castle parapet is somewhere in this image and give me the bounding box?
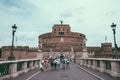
[29,47,38,52]
[1,46,29,52]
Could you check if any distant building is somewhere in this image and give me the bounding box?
[87,42,113,58]
[87,46,101,58]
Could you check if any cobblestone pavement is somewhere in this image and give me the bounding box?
[13,69,40,80]
[31,64,100,80]
[13,63,120,80]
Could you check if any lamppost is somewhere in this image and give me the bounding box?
[111,23,119,59]
[8,24,17,60]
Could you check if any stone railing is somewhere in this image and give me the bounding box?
[0,58,40,80]
[76,58,120,77]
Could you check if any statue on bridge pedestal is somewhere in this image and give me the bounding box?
[82,39,88,58]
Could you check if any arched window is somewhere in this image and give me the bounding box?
[59,32,64,35]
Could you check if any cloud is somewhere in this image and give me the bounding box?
[105,11,117,16]
[60,10,73,18]
[60,6,86,18]
[0,0,36,18]
[0,0,22,8]
[0,0,120,48]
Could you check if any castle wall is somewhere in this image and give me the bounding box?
[27,52,38,59]
[1,46,39,60]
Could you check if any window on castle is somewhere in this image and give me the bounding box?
[81,44,83,46]
[59,32,64,35]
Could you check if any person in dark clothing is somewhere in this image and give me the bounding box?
[50,57,54,70]
[53,58,57,70]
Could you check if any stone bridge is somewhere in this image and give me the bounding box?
[0,58,120,80]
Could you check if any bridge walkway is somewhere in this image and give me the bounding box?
[12,63,120,80]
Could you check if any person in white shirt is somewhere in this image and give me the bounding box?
[39,62,44,71]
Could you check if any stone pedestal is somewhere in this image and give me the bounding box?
[22,62,28,73]
[84,60,87,66]
[111,61,120,77]
[80,59,84,65]
[9,63,18,78]
[87,60,91,68]
[99,61,105,72]
[35,60,39,68]
[29,61,33,69]
[82,47,88,58]
[92,61,96,69]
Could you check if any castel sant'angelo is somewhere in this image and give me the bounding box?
[38,21,87,53]
[0,21,113,60]
[38,21,88,58]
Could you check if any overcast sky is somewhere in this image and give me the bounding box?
[0,0,120,48]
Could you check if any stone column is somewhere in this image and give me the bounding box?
[80,59,84,66]
[9,63,18,78]
[76,59,79,64]
[99,60,105,72]
[77,59,79,64]
[84,60,87,66]
[111,61,120,77]
[87,60,91,68]
[82,38,88,58]
[22,62,27,70]
[35,60,39,68]
[29,61,33,69]
[92,60,96,69]
[22,62,28,73]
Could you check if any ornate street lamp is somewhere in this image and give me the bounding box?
[111,23,119,59]
[8,24,17,60]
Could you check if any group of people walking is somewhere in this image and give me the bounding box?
[39,57,70,72]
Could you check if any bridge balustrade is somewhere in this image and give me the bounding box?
[96,60,100,67]
[0,58,40,80]
[17,62,22,71]
[0,63,9,76]
[76,58,120,77]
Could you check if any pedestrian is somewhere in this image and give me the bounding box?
[44,58,49,70]
[56,58,60,69]
[50,57,54,71]
[41,59,44,67]
[62,57,67,69]
[66,59,70,69]
[53,58,57,70]
[39,62,44,72]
